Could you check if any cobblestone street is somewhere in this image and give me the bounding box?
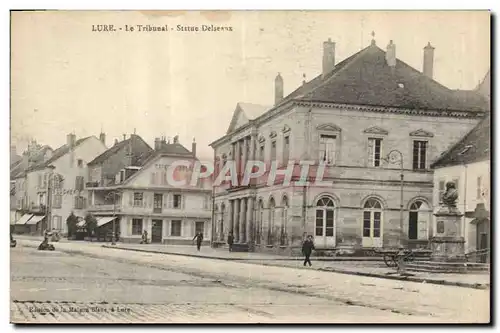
[10,240,490,323]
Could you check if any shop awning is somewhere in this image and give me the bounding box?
[97,216,117,227]
[26,215,45,225]
[15,214,34,225]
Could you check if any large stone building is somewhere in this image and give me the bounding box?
[87,136,212,244]
[14,133,107,234]
[210,37,489,254]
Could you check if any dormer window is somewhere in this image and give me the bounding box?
[77,159,83,167]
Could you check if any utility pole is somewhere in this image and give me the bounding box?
[46,166,56,233]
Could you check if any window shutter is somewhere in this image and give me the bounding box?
[182,195,186,209]
[168,194,173,208]
[367,139,374,166]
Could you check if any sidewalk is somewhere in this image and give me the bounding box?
[15,236,490,290]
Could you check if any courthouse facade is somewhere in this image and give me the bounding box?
[210,37,489,254]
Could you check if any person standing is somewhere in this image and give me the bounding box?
[302,235,315,267]
[227,232,234,252]
[193,232,204,251]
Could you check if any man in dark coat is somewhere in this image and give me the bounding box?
[193,232,204,251]
[302,235,315,267]
[227,232,234,252]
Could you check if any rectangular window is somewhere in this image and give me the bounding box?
[412,141,427,170]
[363,211,371,237]
[368,138,382,167]
[120,170,125,183]
[477,176,482,199]
[259,145,265,161]
[171,220,182,236]
[195,221,205,235]
[43,174,48,189]
[315,210,323,236]
[132,219,143,235]
[283,136,290,165]
[75,176,84,191]
[270,141,277,161]
[173,194,182,209]
[319,135,337,164]
[74,196,86,209]
[133,192,143,206]
[153,193,163,213]
[77,159,83,168]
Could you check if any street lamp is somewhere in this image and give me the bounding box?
[382,150,405,247]
[105,191,119,245]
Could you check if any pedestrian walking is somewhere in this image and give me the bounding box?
[193,232,204,251]
[140,230,149,244]
[302,235,315,267]
[227,232,234,252]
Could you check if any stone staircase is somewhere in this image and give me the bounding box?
[404,261,490,274]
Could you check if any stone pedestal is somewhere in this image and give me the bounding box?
[430,205,466,263]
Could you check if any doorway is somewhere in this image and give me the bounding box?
[151,219,163,243]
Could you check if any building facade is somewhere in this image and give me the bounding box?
[87,136,213,244]
[210,37,489,254]
[15,133,107,234]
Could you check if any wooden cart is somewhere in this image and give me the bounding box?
[372,248,432,268]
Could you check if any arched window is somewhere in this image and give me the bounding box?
[281,196,289,245]
[408,200,430,240]
[362,198,383,247]
[315,196,335,238]
[268,197,276,244]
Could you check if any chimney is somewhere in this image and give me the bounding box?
[274,73,283,105]
[386,40,396,68]
[423,42,435,79]
[154,137,161,151]
[67,133,76,149]
[192,138,197,157]
[122,134,126,141]
[173,135,179,144]
[99,132,106,145]
[322,38,336,78]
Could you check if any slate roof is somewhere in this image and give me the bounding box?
[431,114,491,168]
[88,134,152,166]
[26,137,92,172]
[275,43,489,113]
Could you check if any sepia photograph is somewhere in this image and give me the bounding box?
[8,9,491,324]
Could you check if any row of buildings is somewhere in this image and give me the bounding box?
[11,36,490,254]
[10,133,212,244]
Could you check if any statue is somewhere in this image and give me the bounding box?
[442,182,459,207]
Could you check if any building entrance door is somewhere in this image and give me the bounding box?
[151,220,163,243]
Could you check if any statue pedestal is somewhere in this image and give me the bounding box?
[430,208,466,263]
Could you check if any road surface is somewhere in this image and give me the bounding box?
[10,242,489,323]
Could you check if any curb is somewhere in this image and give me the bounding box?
[101,245,490,290]
[100,246,384,262]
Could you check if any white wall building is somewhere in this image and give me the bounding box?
[431,114,490,254]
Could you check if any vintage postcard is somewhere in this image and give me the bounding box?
[9,10,490,324]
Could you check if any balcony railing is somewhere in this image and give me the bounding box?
[86,181,99,188]
[88,204,120,212]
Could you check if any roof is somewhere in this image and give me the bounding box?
[88,134,152,166]
[431,114,490,168]
[10,145,53,179]
[138,142,194,167]
[285,43,489,112]
[26,137,92,172]
[226,102,271,134]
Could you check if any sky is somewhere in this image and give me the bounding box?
[10,10,490,160]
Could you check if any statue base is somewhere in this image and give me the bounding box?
[429,236,466,263]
